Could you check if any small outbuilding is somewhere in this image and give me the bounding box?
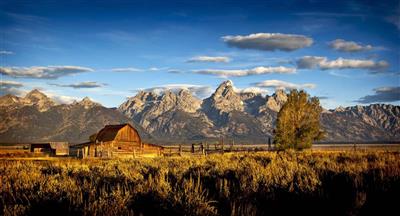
[74,123,163,158]
[30,142,69,156]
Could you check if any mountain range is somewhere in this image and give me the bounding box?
[0,81,399,144]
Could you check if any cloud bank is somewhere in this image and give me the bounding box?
[222,33,313,51]
[252,80,316,90]
[194,66,296,77]
[297,56,389,71]
[329,39,374,52]
[356,87,400,103]
[0,66,93,79]
[187,56,230,63]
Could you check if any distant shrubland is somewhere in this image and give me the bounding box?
[1,151,399,216]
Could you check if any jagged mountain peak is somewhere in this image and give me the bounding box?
[265,89,288,112]
[25,89,51,101]
[133,91,158,101]
[274,89,286,98]
[1,85,399,143]
[0,95,148,144]
[214,80,236,98]
[177,88,191,97]
[161,90,177,99]
[175,89,202,113]
[26,88,43,95]
[203,80,244,115]
[334,106,345,112]
[0,94,22,106]
[22,89,55,111]
[77,97,100,109]
[0,89,55,111]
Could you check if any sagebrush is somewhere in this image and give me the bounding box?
[1,151,399,216]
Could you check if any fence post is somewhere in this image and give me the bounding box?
[268,137,271,151]
[179,144,182,156]
[221,137,224,154]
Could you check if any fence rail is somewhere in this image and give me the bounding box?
[161,143,400,156]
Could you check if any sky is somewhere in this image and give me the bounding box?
[0,0,399,108]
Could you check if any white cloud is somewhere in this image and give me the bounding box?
[0,50,14,55]
[239,87,270,95]
[0,81,80,104]
[0,80,25,96]
[167,69,184,74]
[253,80,316,90]
[49,81,106,89]
[222,33,313,51]
[297,56,389,71]
[148,67,168,71]
[296,56,327,69]
[187,56,230,63]
[320,58,388,70]
[329,39,374,52]
[42,91,81,104]
[356,86,400,103]
[0,66,94,79]
[111,67,143,72]
[194,66,296,77]
[0,80,23,88]
[139,84,212,98]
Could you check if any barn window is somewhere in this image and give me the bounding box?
[118,146,122,150]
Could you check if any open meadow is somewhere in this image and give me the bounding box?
[1,150,399,216]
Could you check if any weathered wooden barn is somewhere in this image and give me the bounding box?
[73,123,163,158]
[30,142,69,156]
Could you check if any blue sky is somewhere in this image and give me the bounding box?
[0,0,399,108]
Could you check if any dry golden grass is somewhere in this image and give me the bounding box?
[1,150,399,216]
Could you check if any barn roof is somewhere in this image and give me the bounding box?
[95,123,139,142]
[31,142,69,150]
[49,142,69,150]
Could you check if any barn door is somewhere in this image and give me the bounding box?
[84,146,89,158]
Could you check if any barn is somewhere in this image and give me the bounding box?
[74,123,163,158]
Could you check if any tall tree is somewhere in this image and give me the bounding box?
[274,89,324,150]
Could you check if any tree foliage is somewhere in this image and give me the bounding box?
[274,89,324,150]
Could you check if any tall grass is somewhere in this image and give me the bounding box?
[1,150,399,216]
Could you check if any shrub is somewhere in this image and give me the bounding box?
[274,90,324,150]
[0,151,399,216]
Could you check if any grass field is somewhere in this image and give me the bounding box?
[1,150,399,216]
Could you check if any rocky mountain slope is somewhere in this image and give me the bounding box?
[0,83,398,144]
[119,81,273,143]
[119,81,399,143]
[0,90,148,143]
[321,104,400,142]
